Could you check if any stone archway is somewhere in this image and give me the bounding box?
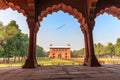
[96,6,120,19]
[37,3,86,61]
[0,0,103,68]
[36,3,100,67]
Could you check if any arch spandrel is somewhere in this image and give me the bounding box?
[37,3,87,31]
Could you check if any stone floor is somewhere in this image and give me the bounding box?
[0,64,120,80]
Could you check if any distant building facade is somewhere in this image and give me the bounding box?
[49,45,71,59]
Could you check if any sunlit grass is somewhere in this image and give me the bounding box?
[0,62,24,67]
[38,59,80,66]
[0,58,80,67]
[1,58,120,67]
[98,58,120,64]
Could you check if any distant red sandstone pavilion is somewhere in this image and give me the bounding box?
[49,44,71,59]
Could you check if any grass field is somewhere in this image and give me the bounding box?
[0,62,24,67]
[0,58,80,67]
[98,58,120,64]
[1,58,120,67]
[38,59,80,66]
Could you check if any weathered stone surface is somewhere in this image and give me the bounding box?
[0,65,120,80]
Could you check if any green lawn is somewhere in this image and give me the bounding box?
[0,62,24,67]
[0,59,80,67]
[38,59,80,66]
[1,58,119,67]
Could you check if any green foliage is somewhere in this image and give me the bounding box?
[105,43,115,58]
[115,38,120,56]
[72,38,120,58]
[0,20,46,63]
[19,33,29,57]
[36,45,48,57]
[0,22,6,46]
[94,43,105,56]
[5,20,20,40]
[72,48,85,57]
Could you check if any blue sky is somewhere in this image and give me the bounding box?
[0,8,120,51]
[94,13,120,45]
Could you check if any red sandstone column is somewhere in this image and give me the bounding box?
[22,24,37,68]
[86,28,101,66]
[83,29,89,66]
[22,0,37,68]
[33,28,39,66]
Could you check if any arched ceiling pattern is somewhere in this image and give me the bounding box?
[87,0,120,27]
[96,6,120,19]
[94,0,120,19]
[1,0,120,29]
[37,3,86,30]
[0,0,27,16]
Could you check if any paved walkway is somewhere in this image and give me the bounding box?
[0,64,120,80]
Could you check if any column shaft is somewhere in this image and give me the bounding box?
[83,30,89,66]
[86,29,101,66]
[22,27,38,68]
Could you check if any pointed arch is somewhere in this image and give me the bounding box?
[37,3,86,29]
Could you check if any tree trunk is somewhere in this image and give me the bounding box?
[8,57,10,63]
[18,57,20,62]
[14,57,16,63]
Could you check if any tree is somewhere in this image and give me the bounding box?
[115,38,120,56]
[19,33,29,61]
[71,48,85,57]
[79,48,85,56]
[94,43,104,57]
[0,22,5,57]
[0,22,6,45]
[36,45,47,57]
[1,20,47,63]
[3,20,21,63]
[71,50,78,57]
[106,43,115,58]
[5,20,20,40]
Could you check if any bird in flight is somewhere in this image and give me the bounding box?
[56,24,65,30]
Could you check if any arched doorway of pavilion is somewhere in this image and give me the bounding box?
[37,10,85,66]
[0,7,29,65]
[58,54,62,59]
[93,6,120,64]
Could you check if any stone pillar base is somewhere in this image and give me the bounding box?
[83,56,101,67]
[22,58,38,68]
